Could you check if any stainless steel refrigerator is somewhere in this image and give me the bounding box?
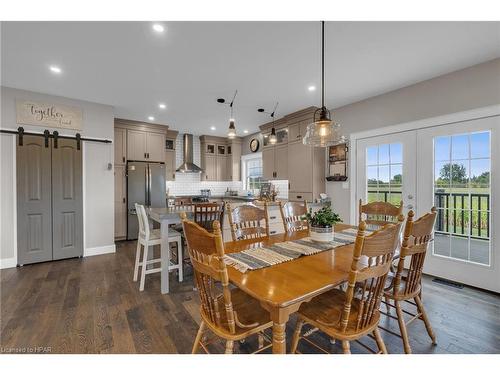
[127,161,166,240]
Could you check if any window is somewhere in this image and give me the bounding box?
[366,143,403,205]
[241,153,264,194]
[433,131,491,265]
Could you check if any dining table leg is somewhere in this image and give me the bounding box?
[269,308,292,354]
[160,218,170,294]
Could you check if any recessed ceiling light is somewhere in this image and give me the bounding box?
[152,24,165,33]
[148,116,155,121]
[243,130,249,134]
[49,65,62,74]
[308,85,316,92]
[158,103,166,109]
[210,126,216,131]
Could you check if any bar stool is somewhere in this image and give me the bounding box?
[133,204,183,291]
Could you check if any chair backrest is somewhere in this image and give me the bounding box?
[392,208,437,298]
[194,202,224,233]
[359,199,404,229]
[279,201,308,232]
[227,203,269,241]
[180,212,236,334]
[340,216,404,333]
[135,203,150,239]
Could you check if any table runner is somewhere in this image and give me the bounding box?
[224,228,370,273]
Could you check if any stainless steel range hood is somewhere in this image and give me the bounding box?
[176,134,203,173]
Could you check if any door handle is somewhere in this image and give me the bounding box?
[144,153,147,159]
[122,156,125,163]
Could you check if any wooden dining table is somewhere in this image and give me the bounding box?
[224,223,356,354]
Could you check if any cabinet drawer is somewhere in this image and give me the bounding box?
[267,208,282,223]
[288,192,313,202]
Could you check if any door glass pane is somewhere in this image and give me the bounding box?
[433,131,491,265]
[365,142,402,204]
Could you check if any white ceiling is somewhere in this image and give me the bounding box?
[2,21,499,136]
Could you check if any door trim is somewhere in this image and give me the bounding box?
[349,104,500,224]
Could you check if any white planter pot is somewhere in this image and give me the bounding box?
[309,226,334,243]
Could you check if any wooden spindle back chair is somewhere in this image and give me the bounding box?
[180,212,272,354]
[359,199,404,229]
[291,216,404,354]
[382,208,438,354]
[279,200,308,233]
[227,203,269,241]
[193,202,224,233]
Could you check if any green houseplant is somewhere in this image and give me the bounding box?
[303,206,342,243]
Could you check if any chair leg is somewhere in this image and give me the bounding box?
[258,333,264,349]
[395,301,412,354]
[139,245,149,291]
[133,241,141,282]
[290,318,305,354]
[384,295,391,313]
[342,340,351,354]
[192,321,206,354]
[176,238,183,282]
[414,295,436,345]
[225,340,234,354]
[373,327,388,354]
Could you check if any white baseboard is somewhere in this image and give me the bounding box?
[84,244,116,257]
[0,257,17,269]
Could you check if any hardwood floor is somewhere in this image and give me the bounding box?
[1,240,499,354]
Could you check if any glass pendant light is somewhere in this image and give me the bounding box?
[269,126,277,144]
[227,90,238,139]
[303,21,343,147]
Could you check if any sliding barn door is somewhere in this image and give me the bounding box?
[17,136,53,264]
[51,138,83,260]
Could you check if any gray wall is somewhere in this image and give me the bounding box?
[241,132,263,155]
[0,86,115,265]
[327,58,500,222]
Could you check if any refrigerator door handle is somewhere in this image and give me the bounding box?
[145,166,149,207]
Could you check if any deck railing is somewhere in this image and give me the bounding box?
[367,190,490,239]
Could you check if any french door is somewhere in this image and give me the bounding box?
[356,116,499,292]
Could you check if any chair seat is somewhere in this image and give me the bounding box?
[140,228,182,241]
[297,288,380,340]
[201,288,272,341]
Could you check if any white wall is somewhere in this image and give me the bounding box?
[0,86,115,267]
[327,58,500,223]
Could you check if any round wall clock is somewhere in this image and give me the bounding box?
[249,138,260,152]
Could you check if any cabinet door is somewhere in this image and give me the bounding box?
[114,128,126,165]
[127,130,147,161]
[288,141,312,192]
[165,150,176,181]
[204,155,217,181]
[146,132,165,162]
[274,145,288,180]
[227,156,233,181]
[216,156,227,181]
[262,148,275,180]
[114,165,127,238]
[288,123,301,142]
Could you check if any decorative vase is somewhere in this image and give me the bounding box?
[309,225,334,243]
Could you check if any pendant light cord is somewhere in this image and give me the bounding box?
[321,20,325,109]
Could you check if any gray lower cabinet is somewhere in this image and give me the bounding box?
[17,135,83,265]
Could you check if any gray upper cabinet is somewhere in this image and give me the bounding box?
[165,150,176,180]
[203,155,217,181]
[200,135,242,181]
[114,127,127,165]
[126,130,165,162]
[262,144,288,180]
[146,132,165,162]
[288,141,313,192]
[127,130,147,161]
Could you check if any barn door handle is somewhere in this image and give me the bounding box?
[76,133,81,150]
[53,131,59,149]
[43,130,50,148]
[17,127,24,146]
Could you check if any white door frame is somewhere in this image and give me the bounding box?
[349,104,500,224]
[349,104,500,292]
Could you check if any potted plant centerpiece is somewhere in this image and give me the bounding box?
[304,206,342,243]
